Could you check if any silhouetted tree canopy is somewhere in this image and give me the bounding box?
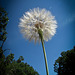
[0,7,9,48]
[0,51,39,75]
[0,8,39,75]
[54,46,75,75]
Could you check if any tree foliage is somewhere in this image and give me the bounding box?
[54,46,75,75]
[0,52,39,75]
[0,8,39,75]
[0,7,9,48]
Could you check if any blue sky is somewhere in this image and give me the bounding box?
[1,0,75,75]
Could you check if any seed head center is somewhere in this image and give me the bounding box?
[35,22,44,29]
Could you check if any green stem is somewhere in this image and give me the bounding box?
[38,29,49,75]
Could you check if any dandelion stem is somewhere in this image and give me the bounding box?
[38,29,49,75]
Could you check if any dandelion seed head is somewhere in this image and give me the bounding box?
[19,7,57,43]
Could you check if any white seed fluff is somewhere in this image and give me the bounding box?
[19,8,57,43]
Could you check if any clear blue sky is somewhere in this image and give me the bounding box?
[1,0,75,75]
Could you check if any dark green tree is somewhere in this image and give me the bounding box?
[0,7,9,48]
[54,46,75,75]
[0,7,9,58]
[0,8,39,75]
[17,56,24,63]
[4,54,39,75]
[0,7,9,75]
